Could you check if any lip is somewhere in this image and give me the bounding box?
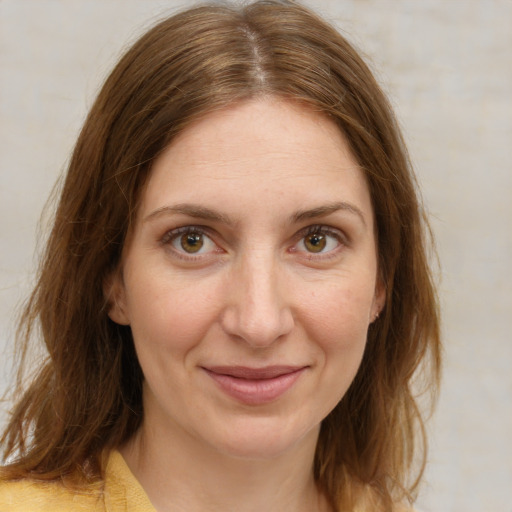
[202,365,307,405]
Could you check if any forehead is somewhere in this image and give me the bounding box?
[160,98,354,175]
[139,98,373,223]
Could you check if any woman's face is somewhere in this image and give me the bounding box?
[109,98,384,460]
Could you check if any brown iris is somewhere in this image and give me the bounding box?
[180,233,204,253]
[304,232,326,253]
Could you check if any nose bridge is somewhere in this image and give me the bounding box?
[223,247,293,346]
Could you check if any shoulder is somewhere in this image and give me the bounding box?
[353,504,418,512]
[0,451,154,512]
[351,487,419,512]
[0,477,105,512]
[354,503,418,512]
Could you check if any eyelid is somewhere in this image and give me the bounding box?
[292,224,348,256]
[300,224,347,242]
[301,224,346,239]
[159,223,347,262]
[160,225,222,259]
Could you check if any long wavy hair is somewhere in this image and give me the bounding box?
[1,2,441,510]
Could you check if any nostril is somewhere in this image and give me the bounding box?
[220,301,294,347]
[219,260,294,346]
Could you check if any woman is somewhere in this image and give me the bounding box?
[0,1,440,511]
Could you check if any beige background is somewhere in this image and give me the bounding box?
[1,1,511,510]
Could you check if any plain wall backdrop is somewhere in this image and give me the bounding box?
[1,1,511,510]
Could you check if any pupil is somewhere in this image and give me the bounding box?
[306,233,326,252]
[181,233,203,253]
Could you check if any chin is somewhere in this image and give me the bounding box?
[203,417,321,462]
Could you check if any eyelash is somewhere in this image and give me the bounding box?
[160,224,347,261]
[160,226,218,261]
[293,225,347,259]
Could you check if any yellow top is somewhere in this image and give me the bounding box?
[0,452,416,511]
[0,451,155,512]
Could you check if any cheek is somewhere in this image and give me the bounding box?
[300,279,373,346]
[299,279,373,399]
[124,271,221,354]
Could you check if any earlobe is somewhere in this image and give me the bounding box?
[371,278,386,323]
[103,270,130,326]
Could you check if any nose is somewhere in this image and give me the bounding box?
[220,251,294,348]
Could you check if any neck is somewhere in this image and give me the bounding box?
[120,419,330,512]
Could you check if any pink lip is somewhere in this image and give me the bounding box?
[202,365,307,405]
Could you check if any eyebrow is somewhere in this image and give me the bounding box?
[291,201,367,227]
[144,201,367,227]
[144,204,234,225]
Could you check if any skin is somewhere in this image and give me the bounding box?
[108,97,385,512]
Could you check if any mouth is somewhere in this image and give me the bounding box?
[201,365,307,405]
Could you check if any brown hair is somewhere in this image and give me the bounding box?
[1,1,441,510]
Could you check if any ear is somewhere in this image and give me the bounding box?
[371,276,386,323]
[103,269,130,326]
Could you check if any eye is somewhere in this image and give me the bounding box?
[163,227,218,256]
[295,226,343,255]
[174,232,206,254]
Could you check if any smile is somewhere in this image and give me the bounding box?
[202,365,307,405]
